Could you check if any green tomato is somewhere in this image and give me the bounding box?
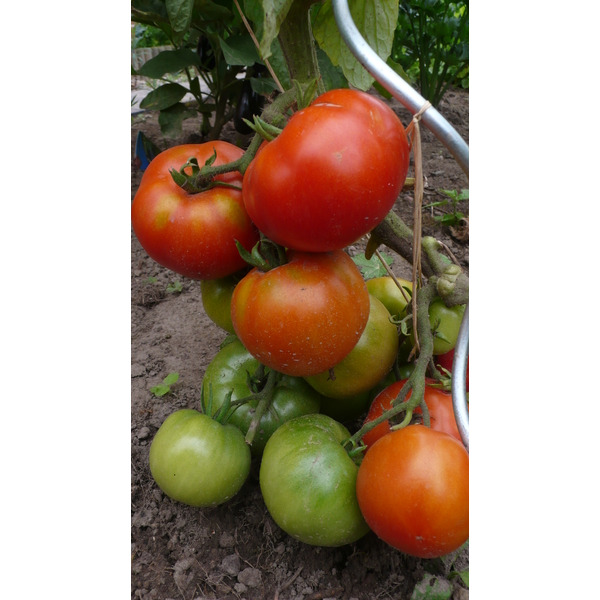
[428,298,466,355]
[200,274,241,334]
[149,409,251,507]
[366,276,412,321]
[259,414,370,547]
[304,295,399,399]
[201,339,323,455]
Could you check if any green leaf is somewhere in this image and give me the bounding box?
[138,48,200,78]
[352,252,393,280]
[166,0,194,33]
[458,569,469,587]
[166,281,183,293]
[219,34,260,66]
[139,83,189,110]
[313,0,399,90]
[259,0,295,59]
[157,103,196,138]
[163,372,180,386]
[410,575,453,600]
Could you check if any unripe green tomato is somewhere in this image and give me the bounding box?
[259,414,370,547]
[200,274,240,334]
[304,295,399,399]
[149,409,251,507]
[428,298,466,355]
[366,276,412,321]
[201,339,323,455]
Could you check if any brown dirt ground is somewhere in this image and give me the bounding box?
[131,87,469,600]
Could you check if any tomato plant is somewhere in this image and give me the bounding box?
[365,276,412,321]
[131,143,259,280]
[356,425,469,558]
[361,379,463,448]
[242,88,410,252]
[305,294,398,399]
[149,409,251,507]
[259,414,370,547]
[201,338,323,455]
[230,249,370,377]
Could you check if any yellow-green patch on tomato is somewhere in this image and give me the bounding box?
[200,273,241,334]
[304,295,398,399]
[366,276,412,321]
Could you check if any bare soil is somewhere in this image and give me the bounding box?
[131,87,469,600]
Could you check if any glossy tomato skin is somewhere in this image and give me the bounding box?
[362,379,463,448]
[201,339,323,455]
[149,409,251,507]
[260,414,370,547]
[242,89,410,252]
[305,295,399,399]
[132,143,259,280]
[231,250,370,377]
[356,425,469,558]
[428,299,466,355]
[200,272,246,334]
[366,276,412,321]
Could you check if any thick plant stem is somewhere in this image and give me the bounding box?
[344,280,439,451]
[278,0,324,95]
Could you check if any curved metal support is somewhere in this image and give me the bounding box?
[331,0,470,448]
[452,304,469,451]
[331,0,469,177]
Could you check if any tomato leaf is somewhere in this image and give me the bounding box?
[313,0,399,90]
[352,252,393,280]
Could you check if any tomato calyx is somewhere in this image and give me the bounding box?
[169,153,244,195]
[235,237,287,271]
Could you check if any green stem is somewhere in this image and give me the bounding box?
[277,0,324,95]
[244,369,281,446]
[344,281,439,450]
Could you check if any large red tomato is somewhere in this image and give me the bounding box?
[242,89,410,252]
[361,379,463,448]
[230,250,370,377]
[356,425,469,558]
[132,142,259,280]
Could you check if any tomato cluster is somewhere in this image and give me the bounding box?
[133,88,468,557]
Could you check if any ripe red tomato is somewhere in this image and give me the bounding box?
[242,89,410,252]
[356,425,469,558]
[131,142,259,280]
[230,249,370,377]
[361,379,463,448]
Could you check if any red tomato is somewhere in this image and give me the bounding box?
[132,142,259,280]
[356,425,469,558]
[436,349,470,391]
[230,250,370,377]
[361,379,463,448]
[242,89,410,252]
